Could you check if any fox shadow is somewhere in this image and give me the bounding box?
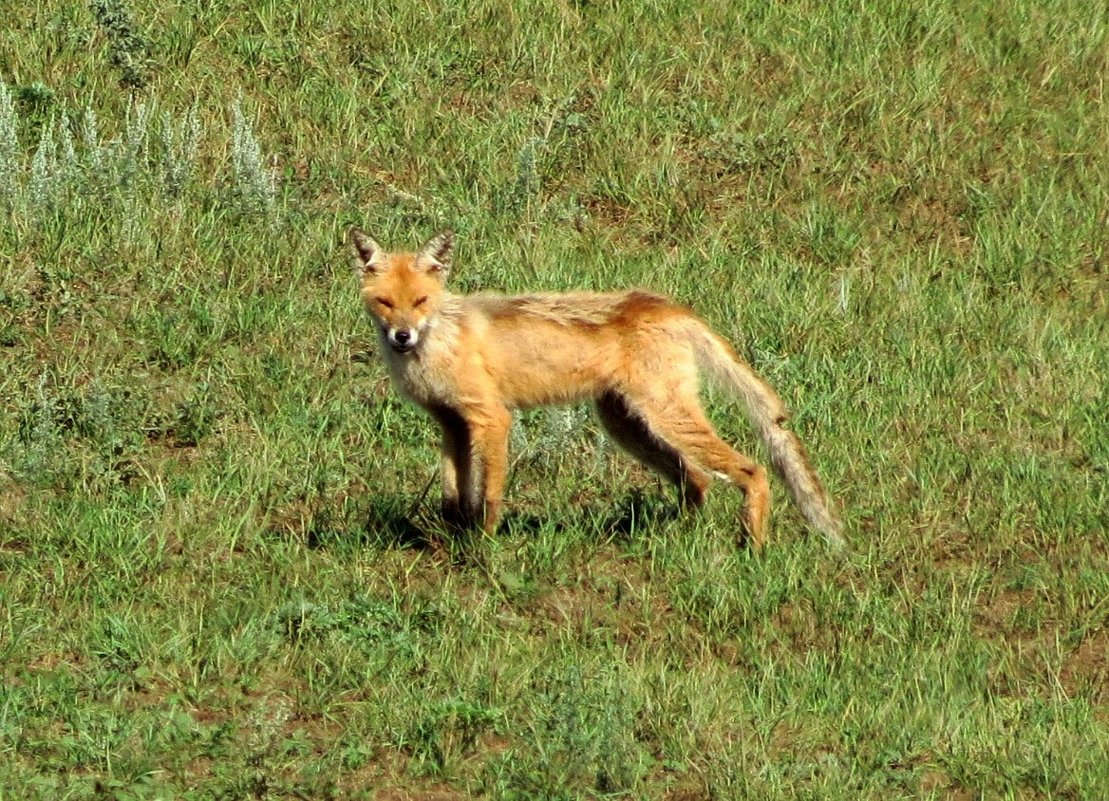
[355,494,439,551]
[298,489,682,555]
[289,494,435,553]
[283,481,692,560]
[499,489,681,543]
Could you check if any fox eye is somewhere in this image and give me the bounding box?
[413,296,428,308]
[375,297,394,309]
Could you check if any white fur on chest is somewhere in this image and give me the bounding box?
[379,318,462,408]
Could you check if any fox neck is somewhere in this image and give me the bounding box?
[378,294,463,406]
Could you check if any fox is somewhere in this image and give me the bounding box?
[349,227,845,550]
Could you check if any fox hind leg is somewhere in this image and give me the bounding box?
[612,387,771,549]
[596,391,712,509]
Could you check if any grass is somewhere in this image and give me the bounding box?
[1,0,1106,798]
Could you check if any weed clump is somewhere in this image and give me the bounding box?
[9,373,149,491]
[29,115,61,213]
[483,663,646,798]
[0,81,19,208]
[0,83,287,236]
[231,94,276,218]
[160,104,200,198]
[90,0,152,89]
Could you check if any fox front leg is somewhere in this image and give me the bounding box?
[469,406,512,533]
[430,406,475,530]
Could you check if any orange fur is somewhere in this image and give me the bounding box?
[349,228,845,549]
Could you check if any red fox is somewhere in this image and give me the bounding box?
[349,228,844,549]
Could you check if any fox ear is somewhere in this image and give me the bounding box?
[417,230,454,275]
[348,227,384,276]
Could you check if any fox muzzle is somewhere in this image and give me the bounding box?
[386,326,419,353]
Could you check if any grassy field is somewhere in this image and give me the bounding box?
[1,0,1106,798]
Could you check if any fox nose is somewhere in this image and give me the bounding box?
[388,328,418,352]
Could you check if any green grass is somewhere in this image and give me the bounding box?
[1,0,1106,798]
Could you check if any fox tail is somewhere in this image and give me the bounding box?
[692,326,846,548]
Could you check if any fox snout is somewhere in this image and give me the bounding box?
[385,325,419,353]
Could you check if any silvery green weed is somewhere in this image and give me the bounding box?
[0,81,19,208]
[231,93,276,219]
[29,116,61,214]
[160,103,200,198]
[0,92,227,234]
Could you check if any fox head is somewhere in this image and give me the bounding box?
[348,228,453,354]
